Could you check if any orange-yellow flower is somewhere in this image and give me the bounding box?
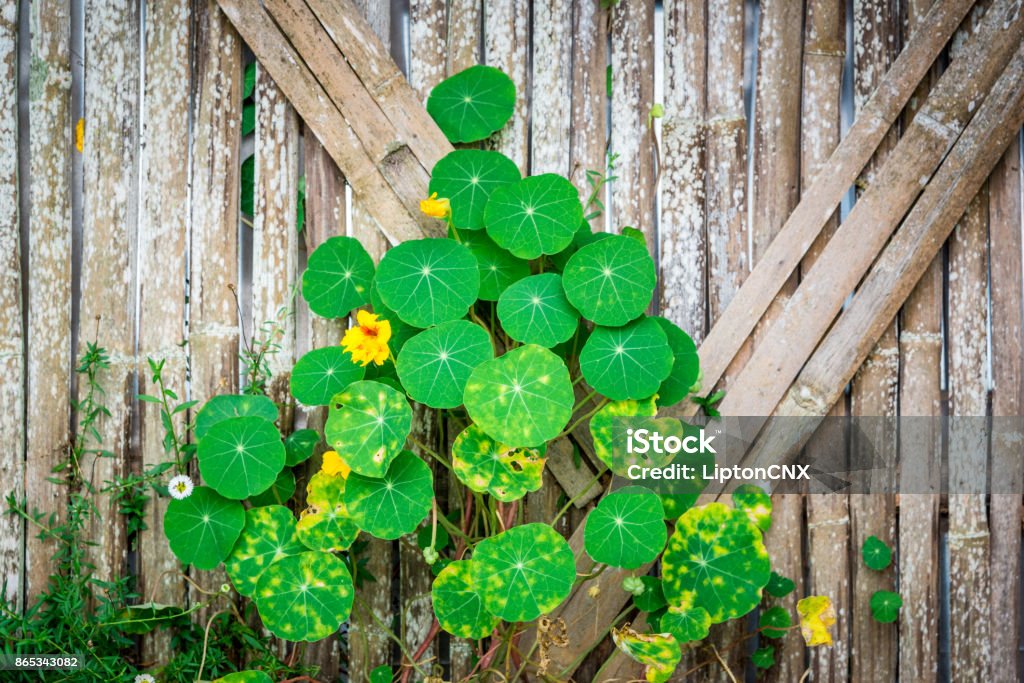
[342,310,391,366]
[320,450,351,478]
[420,192,451,219]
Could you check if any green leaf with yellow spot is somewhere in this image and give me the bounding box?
[254,551,354,642]
[579,318,674,401]
[660,591,711,644]
[589,396,657,468]
[284,428,320,467]
[432,559,500,638]
[584,487,666,569]
[563,233,656,326]
[452,424,546,502]
[302,235,375,319]
[225,505,305,597]
[731,484,772,531]
[662,502,770,624]
[345,451,433,540]
[471,523,575,622]
[611,624,681,683]
[163,487,245,570]
[463,344,574,448]
[325,380,412,477]
[198,416,285,500]
[290,346,365,407]
[295,472,359,552]
[396,320,493,409]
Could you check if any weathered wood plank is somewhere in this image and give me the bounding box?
[79,0,140,586]
[568,0,608,218]
[136,0,191,662]
[0,0,23,612]
[484,0,530,171]
[24,0,73,607]
[532,0,573,176]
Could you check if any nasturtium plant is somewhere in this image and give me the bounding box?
[426,64,516,143]
[396,320,493,408]
[590,396,657,468]
[225,505,305,597]
[472,523,575,622]
[290,346,365,407]
[732,484,773,531]
[296,472,359,552]
[344,451,433,540]
[611,625,682,683]
[432,560,500,638]
[579,317,674,400]
[429,149,520,229]
[301,235,375,318]
[869,590,902,623]
[164,487,245,570]
[254,551,354,641]
[213,672,273,683]
[484,174,584,259]
[752,646,775,669]
[862,535,893,571]
[584,487,667,569]
[759,605,791,638]
[374,238,480,327]
[197,416,286,500]
[659,591,711,644]
[452,424,545,502]
[652,316,699,407]
[461,228,530,300]
[766,571,796,598]
[324,380,413,477]
[249,468,296,507]
[633,576,667,612]
[284,428,320,467]
[563,233,656,326]
[497,273,580,347]
[194,393,278,440]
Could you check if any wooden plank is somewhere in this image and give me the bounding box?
[532,0,573,176]
[659,0,706,341]
[609,0,656,247]
[79,0,140,586]
[680,0,975,406]
[0,0,23,612]
[446,0,480,75]
[484,0,530,171]
[24,0,73,606]
[136,0,191,663]
[716,0,1024,419]
[987,137,1022,682]
[568,0,608,217]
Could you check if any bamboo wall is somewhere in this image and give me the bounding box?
[2,0,1022,681]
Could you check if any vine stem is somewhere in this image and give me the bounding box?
[710,644,738,683]
[195,608,228,682]
[400,617,441,683]
[555,398,609,439]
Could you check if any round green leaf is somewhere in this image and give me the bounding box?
[589,396,657,468]
[662,502,771,623]
[324,380,412,477]
[732,484,772,532]
[195,394,278,440]
[296,472,360,552]
[463,344,574,447]
[284,428,320,467]
[225,505,305,597]
[396,320,493,408]
[633,576,667,613]
[580,318,673,401]
[862,535,892,571]
[426,65,516,143]
[213,672,273,683]
[302,235,375,318]
[461,228,530,301]
[760,605,791,638]
[752,646,776,669]
[471,523,575,622]
[374,238,480,328]
[254,551,354,641]
[429,149,521,229]
[497,273,580,347]
[198,416,286,500]
[484,174,583,259]
[451,424,545,502]
[869,590,902,623]
[290,347,366,406]
[765,571,796,598]
[563,234,656,326]
[659,592,711,644]
[249,468,296,507]
[584,487,667,569]
[345,451,433,540]
[432,560,500,638]
[163,487,245,570]
[651,317,699,407]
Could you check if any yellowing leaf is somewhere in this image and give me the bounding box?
[611,624,681,683]
[797,595,836,646]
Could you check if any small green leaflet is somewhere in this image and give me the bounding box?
[579,317,674,400]
[633,576,667,612]
[324,380,412,477]
[862,535,892,571]
[661,502,771,624]
[765,571,796,598]
[497,273,580,347]
[429,149,521,229]
[611,625,681,683]
[752,646,775,669]
[732,484,772,531]
[369,666,392,683]
[302,236,375,319]
[759,606,791,638]
[396,320,493,409]
[345,451,433,540]
[484,174,583,259]
[225,505,305,597]
[563,233,656,326]
[870,590,902,623]
[583,487,667,569]
[194,393,278,440]
[460,229,530,300]
[248,468,295,507]
[426,65,516,143]
[163,487,245,570]
[472,523,575,622]
[197,416,286,500]
[241,155,254,215]
[296,472,359,552]
[463,344,574,448]
[651,316,699,407]
[431,560,500,638]
[290,346,366,406]
[451,424,545,502]
[374,238,480,328]
[254,551,354,641]
[659,591,711,644]
[284,428,320,467]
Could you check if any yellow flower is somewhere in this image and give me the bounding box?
[320,450,351,478]
[797,595,836,646]
[342,310,392,366]
[420,192,451,219]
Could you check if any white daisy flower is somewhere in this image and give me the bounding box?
[135,674,156,683]
[168,474,194,500]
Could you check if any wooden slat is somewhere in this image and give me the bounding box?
[79,0,140,586]
[446,0,480,75]
[532,0,573,176]
[24,0,73,606]
[0,0,23,612]
[987,137,1022,682]
[484,0,530,172]
[568,0,607,211]
[136,0,191,662]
